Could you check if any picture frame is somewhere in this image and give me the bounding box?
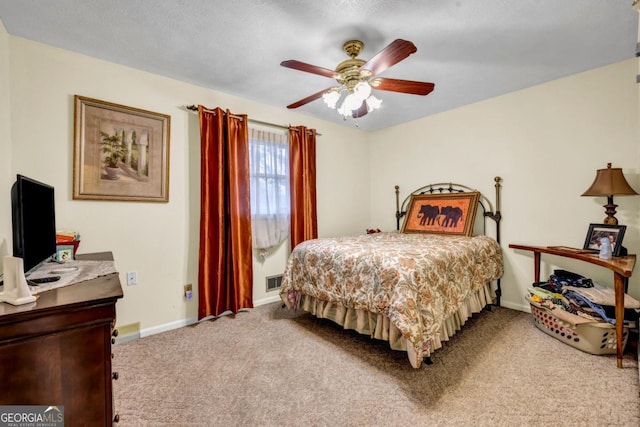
[401,192,480,236]
[73,95,170,202]
[583,223,626,257]
[55,245,75,262]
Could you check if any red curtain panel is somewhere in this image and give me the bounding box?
[288,126,318,250]
[198,106,253,318]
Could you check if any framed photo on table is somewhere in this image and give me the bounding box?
[583,223,626,257]
[55,245,75,262]
[401,192,480,236]
[73,95,171,202]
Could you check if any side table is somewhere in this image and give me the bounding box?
[509,244,636,368]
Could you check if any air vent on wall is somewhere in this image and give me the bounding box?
[266,274,283,292]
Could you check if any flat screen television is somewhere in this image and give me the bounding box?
[11,174,57,275]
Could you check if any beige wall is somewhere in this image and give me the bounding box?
[4,30,639,334]
[4,36,369,335]
[0,21,11,264]
[369,59,640,308]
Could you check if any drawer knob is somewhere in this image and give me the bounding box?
[114,414,120,423]
[112,329,119,337]
[112,371,119,380]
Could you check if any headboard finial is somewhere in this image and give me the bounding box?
[395,185,401,229]
[494,176,502,213]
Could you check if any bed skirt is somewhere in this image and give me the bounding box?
[283,283,494,368]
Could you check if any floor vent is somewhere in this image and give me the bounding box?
[266,274,283,292]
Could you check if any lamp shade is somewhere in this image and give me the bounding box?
[581,163,638,197]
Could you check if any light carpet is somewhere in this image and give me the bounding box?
[113,302,639,426]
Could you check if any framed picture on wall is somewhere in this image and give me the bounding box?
[401,192,480,236]
[583,223,626,257]
[73,95,171,202]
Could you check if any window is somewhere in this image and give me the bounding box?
[249,128,290,258]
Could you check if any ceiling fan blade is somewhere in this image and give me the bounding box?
[351,102,368,119]
[371,77,435,96]
[280,60,338,79]
[360,39,417,76]
[286,87,332,109]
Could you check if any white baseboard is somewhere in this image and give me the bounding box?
[500,300,530,313]
[115,317,197,345]
[254,294,282,306]
[140,317,198,338]
[115,331,140,345]
[115,294,283,345]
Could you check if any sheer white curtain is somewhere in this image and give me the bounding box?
[249,128,290,260]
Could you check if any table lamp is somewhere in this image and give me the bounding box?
[581,163,638,224]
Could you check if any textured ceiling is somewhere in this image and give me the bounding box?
[0,1,638,131]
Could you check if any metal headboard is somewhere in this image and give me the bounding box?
[394,176,503,304]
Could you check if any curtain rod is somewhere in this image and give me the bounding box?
[185,105,321,135]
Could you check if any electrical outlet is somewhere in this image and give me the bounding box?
[184,284,192,300]
[126,271,137,286]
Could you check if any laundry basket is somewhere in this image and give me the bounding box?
[528,298,630,355]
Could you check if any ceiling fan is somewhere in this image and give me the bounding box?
[280,39,435,119]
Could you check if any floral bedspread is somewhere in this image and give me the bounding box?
[280,231,503,355]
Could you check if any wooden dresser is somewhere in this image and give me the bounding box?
[0,252,123,425]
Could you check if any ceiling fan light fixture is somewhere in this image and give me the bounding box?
[336,101,348,117]
[365,95,382,112]
[322,88,341,109]
[342,93,362,113]
[353,81,371,101]
[281,39,433,121]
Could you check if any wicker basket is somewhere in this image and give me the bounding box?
[528,299,630,355]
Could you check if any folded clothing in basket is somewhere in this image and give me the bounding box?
[548,269,593,291]
[563,284,640,309]
[528,286,562,305]
[562,289,616,324]
[530,280,638,326]
[527,296,631,355]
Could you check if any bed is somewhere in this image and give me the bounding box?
[279,177,504,368]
